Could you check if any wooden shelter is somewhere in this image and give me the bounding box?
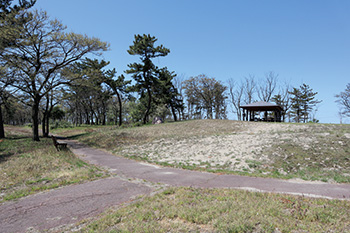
[240,101,283,122]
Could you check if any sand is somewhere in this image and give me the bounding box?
[120,122,312,171]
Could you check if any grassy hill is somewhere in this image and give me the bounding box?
[75,119,350,183]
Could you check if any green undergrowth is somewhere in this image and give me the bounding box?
[0,133,108,202]
[79,187,350,232]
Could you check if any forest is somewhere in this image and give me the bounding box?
[1,1,349,141]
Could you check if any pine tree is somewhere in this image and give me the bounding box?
[155,68,184,121]
[289,87,303,123]
[299,84,321,123]
[104,70,131,126]
[289,84,321,123]
[126,34,170,124]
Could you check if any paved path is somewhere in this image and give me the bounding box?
[1,140,350,232]
[0,177,153,233]
[69,140,350,200]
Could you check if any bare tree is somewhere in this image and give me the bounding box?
[243,75,256,105]
[173,73,185,120]
[228,78,244,120]
[336,83,350,118]
[228,75,256,121]
[272,80,291,122]
[338,110,344,124]
[257,71,278,102]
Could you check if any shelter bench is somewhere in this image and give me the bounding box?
[51,135,67,151]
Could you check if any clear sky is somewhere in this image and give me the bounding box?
[33,0,350,123]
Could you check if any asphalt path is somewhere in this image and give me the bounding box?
[0,177,153,233]
[69,140,350,200]
[1,139,350,232]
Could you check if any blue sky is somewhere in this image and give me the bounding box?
[33,0,350,123]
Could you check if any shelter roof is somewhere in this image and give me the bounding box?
[240,101,283,111]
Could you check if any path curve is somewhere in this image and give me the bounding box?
[69,140,350,200]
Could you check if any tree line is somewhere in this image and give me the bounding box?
[1,1,349,141]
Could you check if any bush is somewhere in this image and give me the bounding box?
[24,123,32,128]
[50,120,73,129]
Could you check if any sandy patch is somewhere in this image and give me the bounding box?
[120,123,312,171]
[119,122,350,174]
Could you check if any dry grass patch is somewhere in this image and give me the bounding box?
[0,126,108,202]
[52,125,108,138]
[3,125,32,137]
[80,187,350,232]
[79,120,244,148]
[263,123,350,182]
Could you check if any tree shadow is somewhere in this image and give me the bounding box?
[5,136,30,140]
[0,136,32,163]
[66,142,86,150]
[0,152,15,163]
[65,133,91,140]
[52,135,68,140]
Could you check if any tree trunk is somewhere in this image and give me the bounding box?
[296,108,300,123]
[170,104,177,121]
[181,108,185,120]
[92,111,97,125]
[42,93,53,138]
[85,110,90,124]
[143,88,152,124]
[0,105,5,138]
[208,106,213,119]
[79,112,83,125]
[42,94,49,137]
[45,112,50,137]
[42,112,47,137]
[115,91,123,126]
[114,108,118,125]
[32,98,40,141]
[102,111,106,125]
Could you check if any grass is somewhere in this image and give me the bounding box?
[51,124,108,138]
[71,120,350,184]
[78,187,350,232]
[261,123,350,182]
[72,120,244,148]
[0,126,108,202]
